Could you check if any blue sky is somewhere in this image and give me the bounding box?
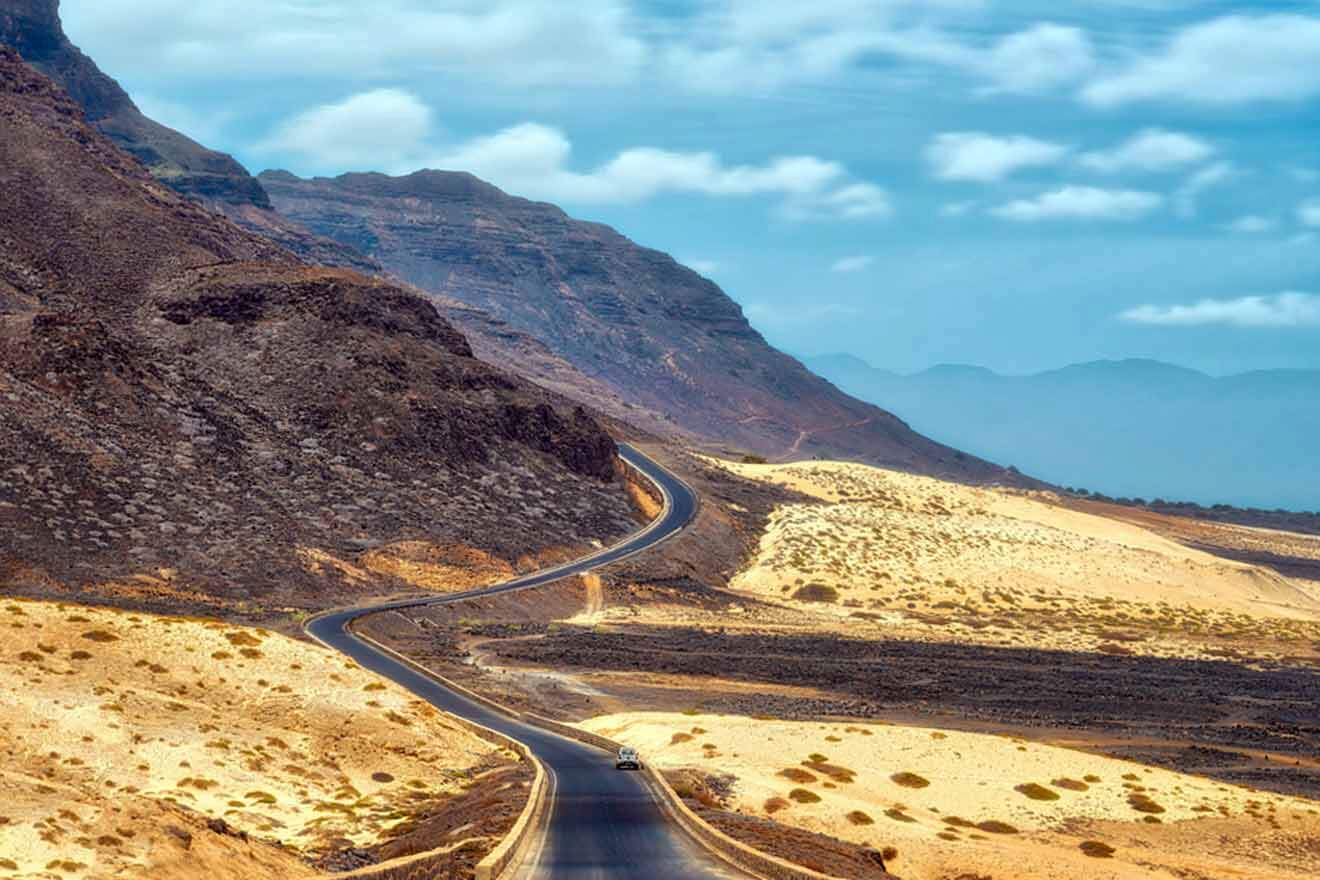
[61,0,1320,375]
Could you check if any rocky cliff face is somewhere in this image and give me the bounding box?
[0,0,381,273]
[0,47,635,612]
[261,169,1017,483]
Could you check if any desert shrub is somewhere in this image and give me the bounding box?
[225,632,262,647]
[944,816,976,828]
[82,631,118,643]
[372,772,395,783]
[670,733,694,745]
[884,808,916,823]
[69,650,92,661]
[17,651,43,663]
[846,810,874,825]
[793,584,839,603]
[1080,841,1115,858]
[778,768,817,784]
[976,820,1018,834]
[1083,774,1102,783]
[364,683,386,692]
[804,761,855,784]
[1015,783,1060,801]
[211,651,232,660]
[808,753,829,763]
[764,797,790,814]
[246,791,276,804]
[891,772,930,789]
[1128,793,1165,814]
[1052,778,1089,792]
[741,455,769,465]
[789,788,821,804]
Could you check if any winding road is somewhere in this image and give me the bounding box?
[307,444,744,879]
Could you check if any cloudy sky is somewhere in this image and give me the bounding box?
[62,0,1320,375]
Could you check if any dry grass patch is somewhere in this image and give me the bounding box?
[1079,841,1116,858]
[891,772,930,789]
[1015,782,1061,801]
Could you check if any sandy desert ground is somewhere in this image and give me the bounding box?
[705,458,1320,662]
[0,598,522,879]
[584,712,1320,880]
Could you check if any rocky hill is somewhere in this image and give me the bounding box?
[0,46,637,615]
[260,169,1016,483]
[0,0,381,273]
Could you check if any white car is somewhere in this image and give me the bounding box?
[615,747,642,771]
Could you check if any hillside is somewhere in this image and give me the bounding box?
[808,354,1320,511]
[0,599,528,878]
[258,169,1019,484]
[0,45,637,615]
[0,0,381,273]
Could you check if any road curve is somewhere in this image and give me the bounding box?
[307,444,744,879]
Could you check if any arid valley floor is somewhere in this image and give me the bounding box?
[360,449,1320,880]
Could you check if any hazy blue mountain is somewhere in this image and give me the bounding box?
[806,356,1320,511]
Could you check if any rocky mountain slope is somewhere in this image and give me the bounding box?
[0,46,637,614]
[260,169,1016,483]
[0,0,381,273]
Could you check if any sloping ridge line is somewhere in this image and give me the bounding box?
[306,445,850,880]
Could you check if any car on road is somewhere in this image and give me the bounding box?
[615,747,642,770]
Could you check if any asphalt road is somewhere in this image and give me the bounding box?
[307,444,744,879]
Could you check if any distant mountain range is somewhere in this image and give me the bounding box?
[807,354,1320,511]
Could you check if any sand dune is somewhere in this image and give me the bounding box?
[583,712,1320,880]
[706,459,1320,660]
[0,599,509,878]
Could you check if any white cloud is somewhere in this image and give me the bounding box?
[978,24,1095,94]
[992,186,1163,222]
[261,92,888,219]
[1225,215,1276,234]
[926,132,1070,183]
[659,5,1092,95]
[1299,199,1320,227]
[941,200,979,217]
[1082,14,1320,107]
[1078,129,1214,174]
[831,256,874,273]
[1173,161,1235,217]
[683,258,721,275]
[1120,293,1320,328]
[63,0,646,87]
[257,89,434,170]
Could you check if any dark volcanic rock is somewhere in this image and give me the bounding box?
[0,47,636,610]
[261,169,1021,484]
[0,0,381,273]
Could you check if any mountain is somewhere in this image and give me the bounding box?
[0,45,637,611]
[258,169,1018,483]
[806,355,1320,511]
[0,0,382,274]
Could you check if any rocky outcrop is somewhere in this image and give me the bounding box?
[0,46,636,609]
[0,0,380,273]
[261,169,1019,483]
